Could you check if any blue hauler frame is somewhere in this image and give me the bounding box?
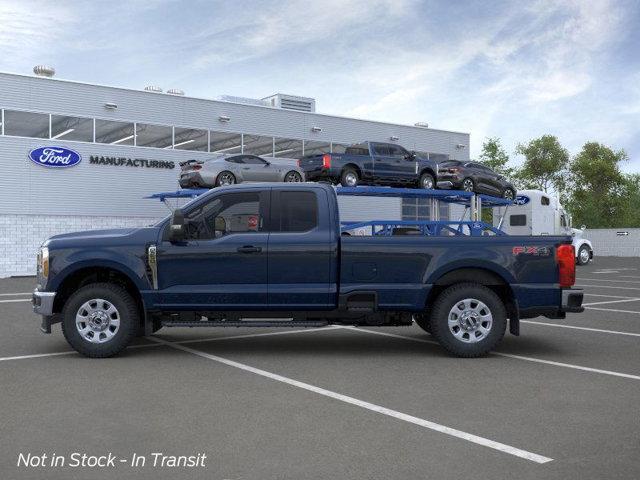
[147,186,513,237]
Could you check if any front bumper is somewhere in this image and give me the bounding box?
[561,288,584,313]
[32,290,57,334]
[32,290,55,316]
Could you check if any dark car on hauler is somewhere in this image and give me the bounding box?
[33,183,583,359]
[298,141,439,189]
[437,160,517,199]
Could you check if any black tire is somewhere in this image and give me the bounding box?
[461,178,475,192]
[414,313,431,333]
[419,172,435,190]
[429,283,506,357]
[502,187,515,200]
[340,168,359,187]
[284,171,303,182]
[61,283,139,358]
[576,245,591,266]
[215,171,236,187]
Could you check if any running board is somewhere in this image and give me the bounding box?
[161,320,330,328]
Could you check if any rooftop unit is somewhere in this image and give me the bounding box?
[262,93,316,113]
[217,95,270,107]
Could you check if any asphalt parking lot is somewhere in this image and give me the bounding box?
[1,257,640,480]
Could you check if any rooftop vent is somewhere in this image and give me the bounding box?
[144,85,163,93]
[414,122,429,128]
[33,65,55,78]
[262,93,316,113]
[167,88,185,96]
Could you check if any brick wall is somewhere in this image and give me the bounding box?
[0,214,160,277]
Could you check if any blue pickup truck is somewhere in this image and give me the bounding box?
[33,183,583,358]
[299,141,439,189]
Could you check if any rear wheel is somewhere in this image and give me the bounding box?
[577,245,591,265]
[419,172,435,189]
[429,283,506,357]
[61,283,139,358]
[341,168,359,187]
[284,171,303,182]
[215,171,236,187]
[462,178,475,192]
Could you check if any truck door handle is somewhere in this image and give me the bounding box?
[237,245,262,253]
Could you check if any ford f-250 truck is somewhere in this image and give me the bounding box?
[33,183,584,358]
[299,142,439,189]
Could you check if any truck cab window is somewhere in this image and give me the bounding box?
[510,215,527,226]
[372,144,390,156]
[541,196,550,205]
[279,191,318,232]
[184,193,262,240]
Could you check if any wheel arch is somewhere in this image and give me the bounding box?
[342,163,362,178]
[426,266,519,335]
[51,263,146,330]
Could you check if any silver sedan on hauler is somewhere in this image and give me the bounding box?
[179,154,305,188]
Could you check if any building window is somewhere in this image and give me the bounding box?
[95,119,135,145]
[273,137,303,159]
[173,127,208,151]
[50,114,94,142]
[3,110,49,139]
[210,131,242,154]
[243,134,274,156]
[135,123,173,148]
[303,140,331,156]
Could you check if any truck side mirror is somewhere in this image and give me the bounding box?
[169,208,185,242]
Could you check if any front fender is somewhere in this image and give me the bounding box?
[48,252,149,292]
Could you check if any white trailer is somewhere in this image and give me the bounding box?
[494,189,593,265]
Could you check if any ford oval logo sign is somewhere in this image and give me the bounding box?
[28,146,82,168]
[514,195,530,205]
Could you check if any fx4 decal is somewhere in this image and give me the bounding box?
[512,246,551,256]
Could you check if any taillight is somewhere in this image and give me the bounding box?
[557,244,575,288]
[192,165,202,170]
[322,154,331,169]
[297,159,301,167]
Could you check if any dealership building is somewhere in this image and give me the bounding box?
[0,68,470,277]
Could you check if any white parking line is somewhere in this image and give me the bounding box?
[584,293,640,299]
[577,284,640,291]
[0,292,32,296]
[0,298,31,304]
[585,307,640,315]
[0,326,338,362]
[583,298,640,306]
[578,277,640,284]
[340,327,640,381]
[149,336,553,464]
[520,320,640,337]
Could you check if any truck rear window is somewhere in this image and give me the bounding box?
[345,147,369,156]
[279,192,318,232]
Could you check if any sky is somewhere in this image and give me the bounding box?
[1,0,639,169]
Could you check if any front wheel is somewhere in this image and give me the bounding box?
[576,245,592,265]
[419,172,435,189]
[284,171,303,182]
[61,283,139,358]
[429,283,506,357]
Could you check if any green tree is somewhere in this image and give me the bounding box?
[515,135,569,193]
[566,142,628,228]
[479,137,514,178]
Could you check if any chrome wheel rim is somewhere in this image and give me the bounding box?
[503,189,514,200]
[218,173,235,185]
[76,298,120,344]
[421,176,434,189]
[285,171,302,182]
[344,172,358,186]
[579,248,590,263]
[448,298,492,343]
[462,179,474,192]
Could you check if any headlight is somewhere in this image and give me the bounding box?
[38,247,49,278]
